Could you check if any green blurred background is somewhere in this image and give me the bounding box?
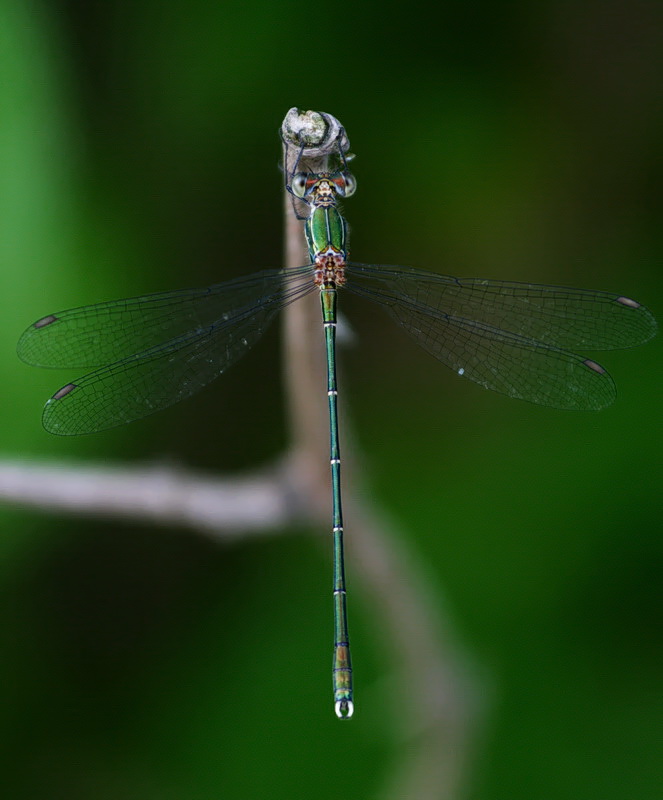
[1,0,661,797]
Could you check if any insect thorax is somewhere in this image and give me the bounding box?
[306,204,348,286]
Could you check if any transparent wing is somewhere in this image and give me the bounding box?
[347,263,657,350]
[345,264,656,410]
[17,267,313,368]
[32,272,315,435]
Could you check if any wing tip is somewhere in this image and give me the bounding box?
[614,296,658,345]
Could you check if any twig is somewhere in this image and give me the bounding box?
[0,459,299,536]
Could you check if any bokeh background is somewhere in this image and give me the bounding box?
[1,1,661,798]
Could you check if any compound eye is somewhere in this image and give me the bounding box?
[343,172,357,197]
[291,173,308,198]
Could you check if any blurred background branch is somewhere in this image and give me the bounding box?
[0,460,298,535]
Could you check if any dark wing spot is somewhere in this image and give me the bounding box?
[34,314,58,328]
[52,383,78,400]
[583,359,606,375]
[616,296,640,309]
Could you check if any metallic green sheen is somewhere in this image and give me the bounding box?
[321,287,353,717]
[305,206,347,260]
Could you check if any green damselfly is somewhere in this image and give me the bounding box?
[17,112,657,719]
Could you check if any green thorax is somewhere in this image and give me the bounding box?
[305,205,348,263]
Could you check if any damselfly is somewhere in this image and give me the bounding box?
[17,113,657,719]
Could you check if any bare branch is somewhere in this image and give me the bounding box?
[0,459,300,536]
[347,496,481,800]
